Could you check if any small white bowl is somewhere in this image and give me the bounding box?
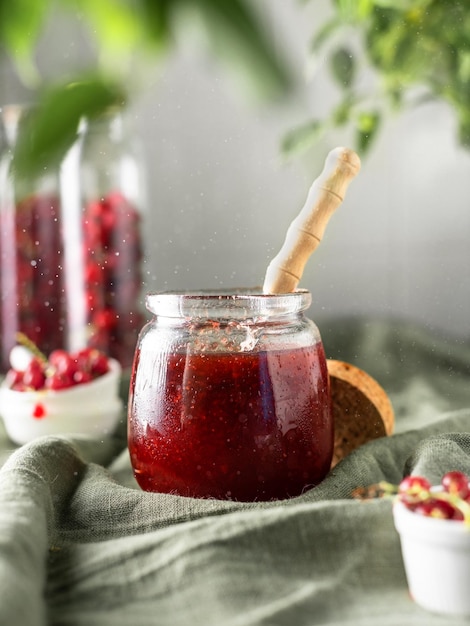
[0,358,124,445]
[393,497,470,616]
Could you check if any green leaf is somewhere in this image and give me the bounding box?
[13,74,126,179]
[356,0,374,19]
[310,17,343,52]
[302,0,470,155]
[177,0,292,101]
[281,119,325,157]
[0,0,49,84]
[458,51,470,84]
[330,47,355,89]
[458,108,470,148]
[355,111,380,154]
[58,0,173,73]
[373,0,431,10]
[332,96,355,126]
[70,0,146,52]
[332,0,375,20]
[333,0,360,21]
[139,0,174,47]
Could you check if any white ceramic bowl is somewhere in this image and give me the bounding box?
[0,358,124,445]
[393,497,470,616]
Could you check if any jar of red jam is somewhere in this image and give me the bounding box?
[128,289,333,501]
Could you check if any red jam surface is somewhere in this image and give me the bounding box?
[128,343,332,501]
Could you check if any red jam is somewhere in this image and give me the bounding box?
[128,343,332,501]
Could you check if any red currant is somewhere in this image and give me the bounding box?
[7,341,112,392]
[46,370,74,390]
[22,358,46,390]
[356,474,470,524]
[85,262,104,285]
[73,347,110,378]
[414,498,462,520]
[49,350,78,375]
[398,475,432,496]
[89,351,110,377]
[5,368,25,390]
[397,475,432,509]
[93,308,118,331]
[441,471,470,499]
[73,369,93,385]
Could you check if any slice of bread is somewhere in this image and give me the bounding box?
[327,359,394,467]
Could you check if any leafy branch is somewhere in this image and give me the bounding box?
[283,0,470,158]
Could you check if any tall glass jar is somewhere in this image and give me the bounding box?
[0,105,67,371]
[0,105,146,374]
[62,108,145,368]
[128,289,333,501]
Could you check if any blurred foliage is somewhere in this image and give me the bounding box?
[12,77,126,177]
[0,0,292,177]
[283,0,470,158]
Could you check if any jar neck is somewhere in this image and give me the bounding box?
[145,289,312,323]
[0,105,61,196]
[0,104,42,147]
[79,109,127,143]
[1,105,22,147]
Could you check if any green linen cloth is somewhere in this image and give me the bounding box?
[1,316,470,626]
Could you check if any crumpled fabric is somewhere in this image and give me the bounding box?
[1,316,470,626]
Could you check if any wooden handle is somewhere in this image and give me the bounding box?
[263,147,361,294]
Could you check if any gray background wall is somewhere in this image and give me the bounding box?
[2,0,470,337]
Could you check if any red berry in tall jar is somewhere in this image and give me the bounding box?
[63,108,146,368]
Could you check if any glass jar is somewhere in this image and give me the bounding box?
[0,105,67,371]
[128,289,333,501]
[62,108,145,368]
[0,105,145,374]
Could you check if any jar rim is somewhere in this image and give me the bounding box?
[145,288,312,319]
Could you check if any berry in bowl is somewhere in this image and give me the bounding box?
[392,472,470,616]
[0,344,123,445]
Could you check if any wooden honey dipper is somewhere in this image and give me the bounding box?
[263,147,361,294]
[263,146,394,466]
